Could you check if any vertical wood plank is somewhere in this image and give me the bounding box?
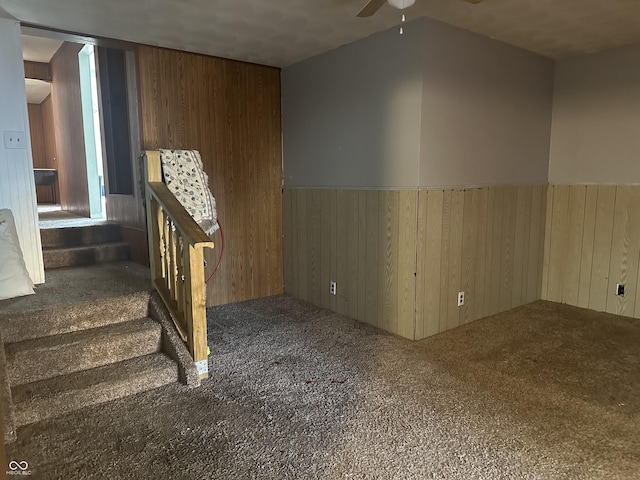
[415,190,428,339]
[538,185,549,300]
[365,190,379,327]
[336,189,349,315]
[378,191,399,334]
[460,189,478,324]
[424,190,443,337]
[439,190,452,332]
[562,185,587,306]
[547,185,570,303]
[282,188,293,294]
[290,190,299,298]
[606,186,640,316]
[519,186,533,305]
[397,190,417,339]
[483,187,495,317]
[473,188,489,321]
[446,190,464,331]
[499,186,517,312]
[357,191,368,322]
[527,185,544,303]
[511,186,528,307]
[320,189,337,311]
[347,190,360,320]
[541,186,554,300]
[489,187,504,314]
[306,189,322,306]
[296,189,308,301]
[589,186,616,312]
[577,185,598,308]
[329,191,338,312]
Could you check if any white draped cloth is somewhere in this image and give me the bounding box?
[159,149,219,235]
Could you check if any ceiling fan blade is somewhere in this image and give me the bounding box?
[462,0,483,3]
[357,0,388,17]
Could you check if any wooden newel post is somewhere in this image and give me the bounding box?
[144,151,163,287]
[143,150,211,381]
[185,245,209,379]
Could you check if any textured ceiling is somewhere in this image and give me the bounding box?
[1,0,640,66]
[21,34,62,62]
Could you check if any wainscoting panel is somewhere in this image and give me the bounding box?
[542,185,640,319]
[283,189,418,337]
[415,185,547,339]
[284,185,546,340]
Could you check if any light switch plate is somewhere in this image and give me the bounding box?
[4,131,26,149]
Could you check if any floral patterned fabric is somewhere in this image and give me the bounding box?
[159,149,218,235]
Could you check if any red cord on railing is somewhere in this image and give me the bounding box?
[205,218,224,284]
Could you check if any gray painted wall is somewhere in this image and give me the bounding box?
[419,19,555,187]
[282,18,555,189]
[549,43,640,185]
[282,20,424,189]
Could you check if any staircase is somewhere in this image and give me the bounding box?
[0,220,197,442]
[2,293,178,428]
[41,222,130,269]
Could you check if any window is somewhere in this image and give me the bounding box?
[97,46,133,195]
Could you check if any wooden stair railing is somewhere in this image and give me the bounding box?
[143,151,214,379]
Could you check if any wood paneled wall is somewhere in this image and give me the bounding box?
[41,95,58,174]
[283,189,417,337]
[27,104,46,168]
[542,185,640,319]
[137,46,283,307]
[27,102,56,203]
[416,185,547,338]
[283,185,547,340]
[50,42,90,215]
[24,61,52,82]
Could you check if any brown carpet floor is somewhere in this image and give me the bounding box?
[5,296,640,479]
[0,262,151,315]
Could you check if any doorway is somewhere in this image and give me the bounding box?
[22,32,137,224]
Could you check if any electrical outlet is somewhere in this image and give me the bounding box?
[616,283,625,296]
[330,281,337,295]
[458,291,465,307]
[3,131,26,149]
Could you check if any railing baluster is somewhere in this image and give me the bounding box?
[168,219,177,298]
[162,211,171,293]
[175,232,185,316]
[157,202,167,280]
[144,150,213,380]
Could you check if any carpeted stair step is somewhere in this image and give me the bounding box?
[6,318,162,386]
[11,353,178,426]
[43,242,130,269]
[40,224,122,249]
[1,292,151,344]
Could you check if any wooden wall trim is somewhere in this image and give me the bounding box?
[24,61,52,82]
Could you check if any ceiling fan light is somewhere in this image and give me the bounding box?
[387,0,416,10]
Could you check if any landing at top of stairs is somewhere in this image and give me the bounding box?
[0,262,152,317]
